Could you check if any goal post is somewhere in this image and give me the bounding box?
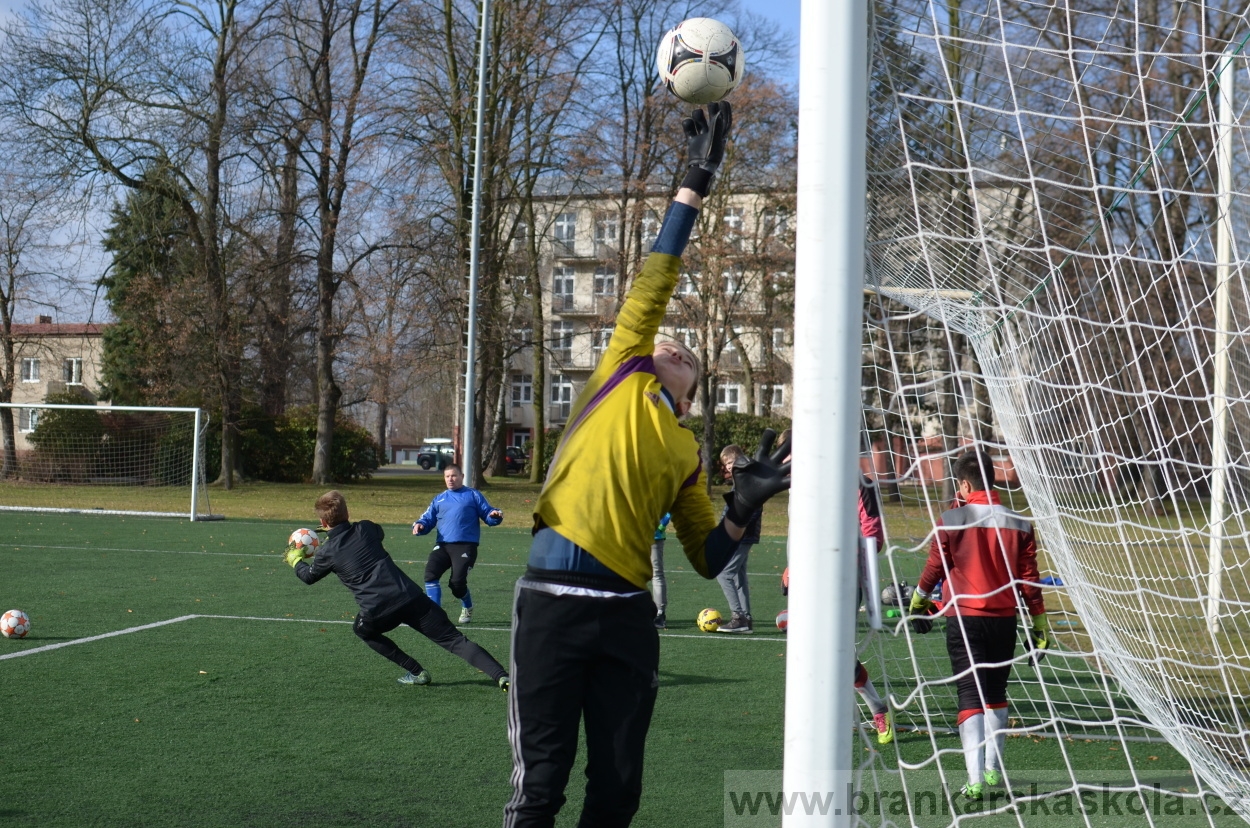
[0,402,221,521]
[806,1,1250,826]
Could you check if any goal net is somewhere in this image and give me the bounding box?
[847,1,1250,824]
[0,403,218,520]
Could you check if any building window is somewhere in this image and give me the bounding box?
[511,429,531,449]
[20,358,39,382]
[593,266,616,296]
[553,212,577,255]
[552,321,574,357]
[721,268,740,294]
[592,327,614,356]
[716,384,741,412]
[63,357,83,385]
[552,266,575,311]
[761,384,785,411]
[511,327,533,348]
[672,326,697,349]
[551,374,573,420]
[512,219,530,252]
[678,272,698,296]
[773,328,788,349]
[18,408,39,433]
[594,214,618,244]
[762,207,790,236]
[723,206,744,249]
[641,209,660,249]
[511,373,533,406]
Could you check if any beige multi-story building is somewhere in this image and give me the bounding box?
[501,190,794,450]
[7,315,107,450]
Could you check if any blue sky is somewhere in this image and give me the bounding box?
[741,0,801,37]
[740,0,801,82]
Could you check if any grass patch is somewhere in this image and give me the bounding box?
[0,490,1233,826]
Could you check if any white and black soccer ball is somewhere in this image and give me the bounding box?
[656,17,745,105]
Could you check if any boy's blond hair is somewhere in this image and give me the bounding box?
[315,490,350,527]
[720,444,747,466]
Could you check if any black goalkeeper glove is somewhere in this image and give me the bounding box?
[681,101,733,198]
[723,428,791,527]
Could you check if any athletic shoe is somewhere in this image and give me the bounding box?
[983,769,1002,787]
[873,711,894,745]
[397,669,431,686]
[717,613,753,634]
[654,612,667,630]
[458,606,473,624]
[961,782,983,801]
[498,675,510,693]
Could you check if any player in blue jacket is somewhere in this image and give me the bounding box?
[412,463,503,624]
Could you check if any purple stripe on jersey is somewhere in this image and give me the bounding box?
[565,355,655,438]
[681,458,702,489]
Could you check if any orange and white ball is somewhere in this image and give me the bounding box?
[287,528,320,559]
[1,609,31,639]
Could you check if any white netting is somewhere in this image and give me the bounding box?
[854,0,1250,822]
[0,403,214,519]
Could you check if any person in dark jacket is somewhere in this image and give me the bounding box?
[286,489,509,689]
[715,444,762,633]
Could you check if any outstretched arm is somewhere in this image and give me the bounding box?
[412,500,438,535]
[476,491,503,526]
[601,102,733,361]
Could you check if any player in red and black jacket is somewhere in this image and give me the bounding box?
[909,450,1048,800]
[288,489,508,689]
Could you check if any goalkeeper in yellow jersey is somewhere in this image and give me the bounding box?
[502,102,791,828]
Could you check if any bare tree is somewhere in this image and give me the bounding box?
[0,0,277,488]
[393,0,603,482]
[267,0,399,484]
[0,167,68,477]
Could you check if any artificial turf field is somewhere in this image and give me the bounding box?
[1,511,1241,827]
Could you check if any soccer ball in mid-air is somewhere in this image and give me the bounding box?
[1,609,30,639]
[287,528,320,559]
[776,609,789,633]
[697,607,723,632]
[656,17,745,105]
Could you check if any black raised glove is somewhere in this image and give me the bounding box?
[723,428,790,526]
[680,101,733,197]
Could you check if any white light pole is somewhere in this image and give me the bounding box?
[463,0,492,487]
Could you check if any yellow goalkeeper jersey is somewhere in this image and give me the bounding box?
[534,251,720,588]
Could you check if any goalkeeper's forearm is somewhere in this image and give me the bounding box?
[703,522,742,578]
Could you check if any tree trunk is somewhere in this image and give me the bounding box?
[374,399,388,462]
[260,140,299,418]
[312,246,342,484]
[701,372,717,496]
[0,406,15,478]
[529,264,547,483]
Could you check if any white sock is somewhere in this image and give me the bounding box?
[856,678,886,715]
[958,713,986,785]
[985,707,1009,772]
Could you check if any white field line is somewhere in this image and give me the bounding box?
[5,543,786,578]
[0,614,787,660]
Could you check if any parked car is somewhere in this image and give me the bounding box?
[416,441,455,470]
[504,446,528,474]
